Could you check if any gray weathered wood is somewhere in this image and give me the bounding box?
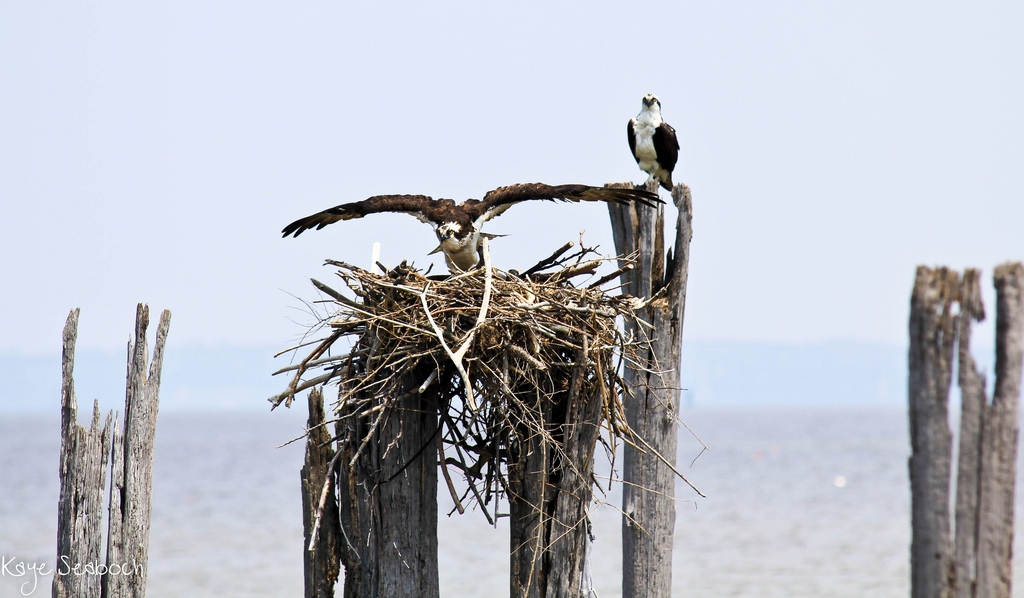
[607,182,693,598]
[508,341,606,598]
[975,262,1023,598]
[104,304,171,598]
[509,418,549,598]
[336,355,439,598]
[52,305,169,598]
[53,309,114,598]
[953,268,985,598]
[302,387,342,598]
[912,264,1023,598]
[908,266,960,598]
[103,413,125,598]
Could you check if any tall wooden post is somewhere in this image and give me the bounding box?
[508,342,608,598]
[908,263,1024,598]
[105,304,171,598]
[607,182,693,598]
[335,347,439,598]
[53,309,113,598]
[969,263,1023,598]
[908,267,960,598]
[302,388,342,598]
[953,268,986,598]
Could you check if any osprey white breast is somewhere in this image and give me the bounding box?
[627,94,680,192]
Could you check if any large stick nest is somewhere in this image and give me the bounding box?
[272,240,663,519]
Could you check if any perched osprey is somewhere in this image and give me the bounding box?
[282,183,660,272]
[627,94,680,192]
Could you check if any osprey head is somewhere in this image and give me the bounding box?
[642,94,661,111]
[429,221,479,270]
[431,221,470,256]
[437,222,462,241]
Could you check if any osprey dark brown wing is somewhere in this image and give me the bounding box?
[282,194,443,238]
[471,183,662,223]
[627,120,639,164]
[652,122,680,175]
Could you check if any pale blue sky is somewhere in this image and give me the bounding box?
[2,1,1022,355]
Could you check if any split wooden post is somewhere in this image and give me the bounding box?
[301,387,342,598]
[908,263,1024,598]
[104,304,171,598]
[908,266,960,598]
[53,304,170,598]
[953,268,986,598]
[958,263,1024,598]
[607,181,694,598]
[53,309,113,598]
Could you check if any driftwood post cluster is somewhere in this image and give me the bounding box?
[52,304,171,598]
[276,237,683,597]
[908,263,1024,598]
[606,181,697,598]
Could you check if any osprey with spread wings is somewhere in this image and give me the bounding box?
[282,183,660,272]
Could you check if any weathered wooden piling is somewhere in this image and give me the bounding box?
[301,387,342,598]
[507,338,609,598]
[52,304,170,598]
[105,304,171,598]
[968,263,1023,598]
[334,358,440,598]
[607,181,696,598]
[908,263,1023,598]
[53,309,113,598]
[953,268,985,598]
[908,266,960,598]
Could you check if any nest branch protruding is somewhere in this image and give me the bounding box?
[272,240,675,519]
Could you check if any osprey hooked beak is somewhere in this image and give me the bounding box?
[642,94,660,110]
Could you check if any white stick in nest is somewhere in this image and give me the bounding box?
[370,241,382,274]
[418,238,494,411]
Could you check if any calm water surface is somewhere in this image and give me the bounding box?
[1,408,1018,597]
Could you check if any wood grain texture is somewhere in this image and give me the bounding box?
[508,397,550,598]
[908,266,960,598]
[913,264,1023,598]
[102,414,125,598]
[104,304,171,598]
[508,340,607,598]
[607,182,693,598]
[302,388,341,598]
[52,305,169,598]
[975,263,1023,598]
[954,269,986,598]
[53,308,113,598]
[336,352,439,598]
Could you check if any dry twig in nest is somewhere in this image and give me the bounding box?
[271,239,695,522]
